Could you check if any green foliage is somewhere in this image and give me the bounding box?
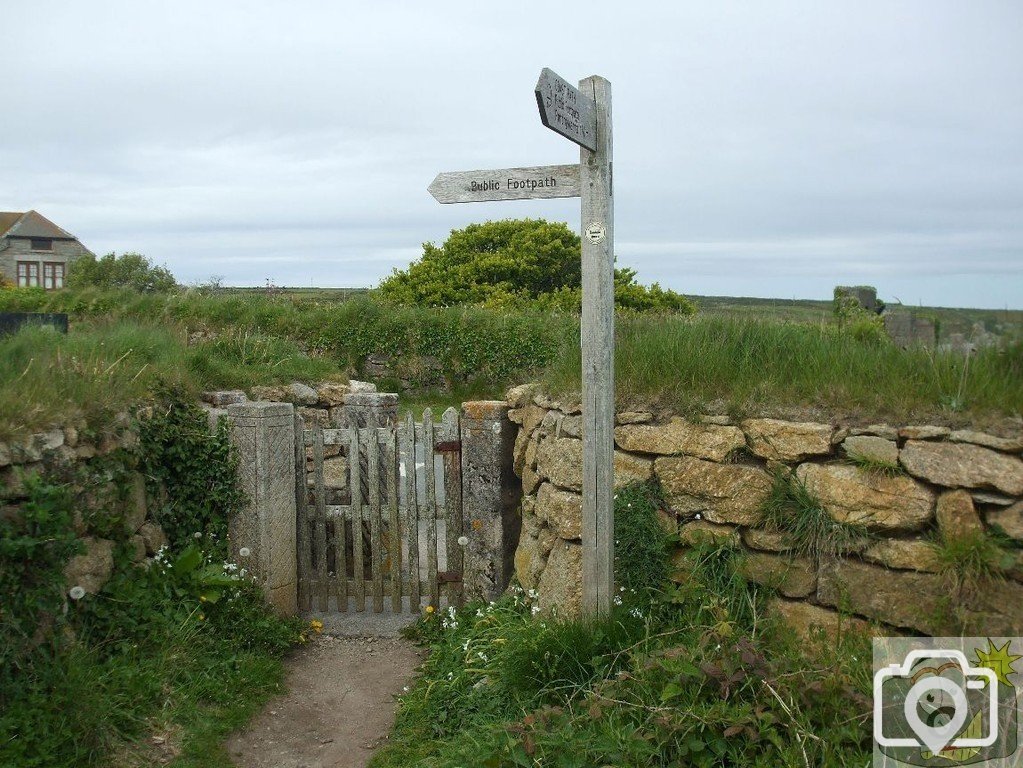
[760,471,871,560]
[378,219,695,313]
[0,477,82,679]
[139,388,245,553]
[379,219,582,306]
[0,403,300,767]
[67,252,177,293]
[374,544,872,768]
[614,482,672,594]
[931,529,1014,593]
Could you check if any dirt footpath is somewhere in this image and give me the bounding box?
[227,635,422,768]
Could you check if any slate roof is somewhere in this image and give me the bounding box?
[0,210,76,240]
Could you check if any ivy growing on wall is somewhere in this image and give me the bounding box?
[138,386,245,554]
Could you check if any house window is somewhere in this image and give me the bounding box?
[17,261,40,287]
[43,262,65,290]
[30,238,53,251]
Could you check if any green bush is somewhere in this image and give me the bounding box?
[379,218,695,313]
[67,252,177,293]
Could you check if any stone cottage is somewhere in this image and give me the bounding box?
[0,210,94,289]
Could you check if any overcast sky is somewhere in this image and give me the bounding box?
[2,1,1021,308]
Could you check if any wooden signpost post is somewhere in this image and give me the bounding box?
[429,68,615,615]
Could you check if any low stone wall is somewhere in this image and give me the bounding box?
[0,416,168,597]
[506,384,1023,637]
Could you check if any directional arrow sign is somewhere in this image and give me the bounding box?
[428,164,581,204]
[535,67,597,151]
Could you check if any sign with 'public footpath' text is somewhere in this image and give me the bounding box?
[428,164,581,204]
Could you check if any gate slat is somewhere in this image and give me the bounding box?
[334,436,349,612]
[423,408,439,609]
[295,415,311,611]
[313,426,328,612]
[440,407,463,608]
[368,427,384,613]
[350,426,366,611]
[386,428,402,612]
[403,412,421,611]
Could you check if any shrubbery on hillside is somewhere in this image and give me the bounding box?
[67,252,177,293]
[378,219,696,314]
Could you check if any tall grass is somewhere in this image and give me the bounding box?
[545,315,1023,421]
[2,288,1020,429]
[0,320,338,439]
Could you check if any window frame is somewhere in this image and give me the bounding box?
[43,261,65,290]
[17,260,41,288]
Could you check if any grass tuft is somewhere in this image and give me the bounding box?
[760,471,872,560]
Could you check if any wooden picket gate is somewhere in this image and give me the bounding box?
[295,408,464,613]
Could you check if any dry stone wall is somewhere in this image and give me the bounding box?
[0,416,162,597]
[507,384,1023,637]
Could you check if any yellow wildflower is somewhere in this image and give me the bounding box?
[425,605,435,614]
[309,619,324,634]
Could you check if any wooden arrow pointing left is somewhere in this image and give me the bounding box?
[428,164,581,204]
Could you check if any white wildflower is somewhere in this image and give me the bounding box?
[68,586,86,600]
[628,607,643,619]
[694,513,702,520]
[531,605,541,616]
[457,536,469,546]
[193,531,202,539]
[613,595,623,606]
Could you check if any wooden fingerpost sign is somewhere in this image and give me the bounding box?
[428,68,614,615]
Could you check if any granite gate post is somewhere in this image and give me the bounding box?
[460,401,521,602]
[225,401,298,616]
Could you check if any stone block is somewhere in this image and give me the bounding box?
[861,538,940,572]
[122,472,148,535]
[741,419,834,462]
[849,424,899,441]
[614,417,745,461]
[127,534,147,563]
[766,598,872,641]
[346,380,377,394]
[536,483,583,540]
[537,540,582,617]
[655,456,772,526]
[796,463,934,531]
[742,528,795,553]
[315,382,349,407]
[899,425,950,440]
[678,519,739,547]
[514,511,556,591]
[201,390,248,407]
[505,382,540,409]
[739,551,817,598]
[948,430,1023,453]
[616,411,653,425]
[558,415,582,438]
[900,440,1023,496]
[0,442,9,467]
[841,435,898,466]
[64,537,114,595]
[935,490,984,540]
[817,558,948,635]
[987,501,1023,542]
[139,521,167,554]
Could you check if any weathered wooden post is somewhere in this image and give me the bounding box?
[576,76,614,616]
[428,68,615,615]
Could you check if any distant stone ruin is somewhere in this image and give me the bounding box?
[834,285,881,314]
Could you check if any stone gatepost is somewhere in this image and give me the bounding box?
[225,401,298,616]
[460,401,522,602]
